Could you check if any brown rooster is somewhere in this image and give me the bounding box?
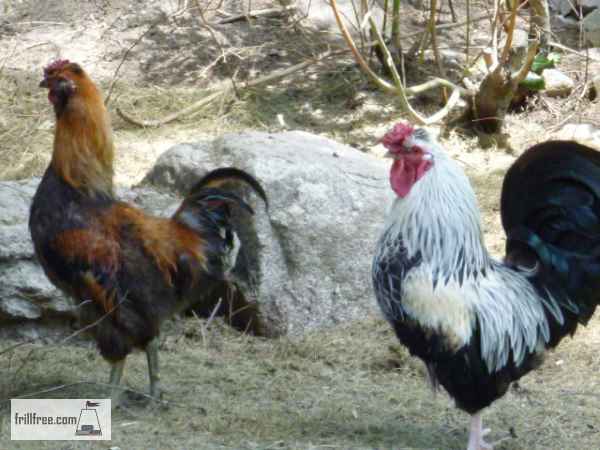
[30,59,267,402]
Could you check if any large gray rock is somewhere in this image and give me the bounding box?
[0,132,393,340]
[145,131,393,337]
[0,178,74,340]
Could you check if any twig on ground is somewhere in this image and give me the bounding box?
[0,339,37,357]
[104,27,155,106]
[104,5,193,105]
[59,298,124,345]
[193,0,227,60]
[216,6,296,24]
[548,112,576,132]
[549,41,600,62]
[117,50,332,127]
[1,381,202,410]
[193,297,224,347]
[402,14,491,40]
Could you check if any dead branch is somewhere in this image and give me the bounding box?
[528,0,550,47]
[331,0,461,125]
[512,38,539,87]
[500,0,518,63]
[330,1,396,94]
[408,78,471,97]
[193,0,226,59]
[490,0,501,68]
[428,0,445,79]
[549,41,600,62]
[116,19,468,130]
[216,6,296,24]
[465,0,471,65]
[402,14,491,40]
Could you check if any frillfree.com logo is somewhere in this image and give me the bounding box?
[11,399,111,440]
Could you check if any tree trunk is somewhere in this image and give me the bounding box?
[471,65,514,133]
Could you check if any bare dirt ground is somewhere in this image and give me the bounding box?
[1,1,600,449]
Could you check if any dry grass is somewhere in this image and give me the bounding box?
[1,313,599,450]
[0,70,53,180]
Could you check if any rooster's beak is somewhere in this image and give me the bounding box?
[383,150,395,159]
[39,79,49,88]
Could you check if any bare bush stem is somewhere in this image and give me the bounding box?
[330,0,461,125]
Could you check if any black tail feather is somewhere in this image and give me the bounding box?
[501,140,600,338]
[173,167,267,280]
[188,167,268,210]
[187,187,255,215]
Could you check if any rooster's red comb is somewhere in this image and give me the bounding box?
[43,59,71,74]
[381,122,415,149]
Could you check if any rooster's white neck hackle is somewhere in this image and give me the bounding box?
[384,138,488,275]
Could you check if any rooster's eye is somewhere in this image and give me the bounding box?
[412,128,429,141]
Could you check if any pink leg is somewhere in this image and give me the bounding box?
[466,413,493,450]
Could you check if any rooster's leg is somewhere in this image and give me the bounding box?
[108,359,125,405]
[466,413,493,450]
[145,337,162,399]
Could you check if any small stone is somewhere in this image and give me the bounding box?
[542,69,574,97]
[555,123,600,145]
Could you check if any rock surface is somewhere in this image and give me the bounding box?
[585,8,600,46]
[551,0,600,16]
[0,178,73,340]
[542,68,575,97]
[554,123,600,148]
[0,132,393,340]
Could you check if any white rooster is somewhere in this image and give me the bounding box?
[373,122,600,450]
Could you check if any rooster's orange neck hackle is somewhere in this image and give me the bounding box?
[47,60,115,197]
